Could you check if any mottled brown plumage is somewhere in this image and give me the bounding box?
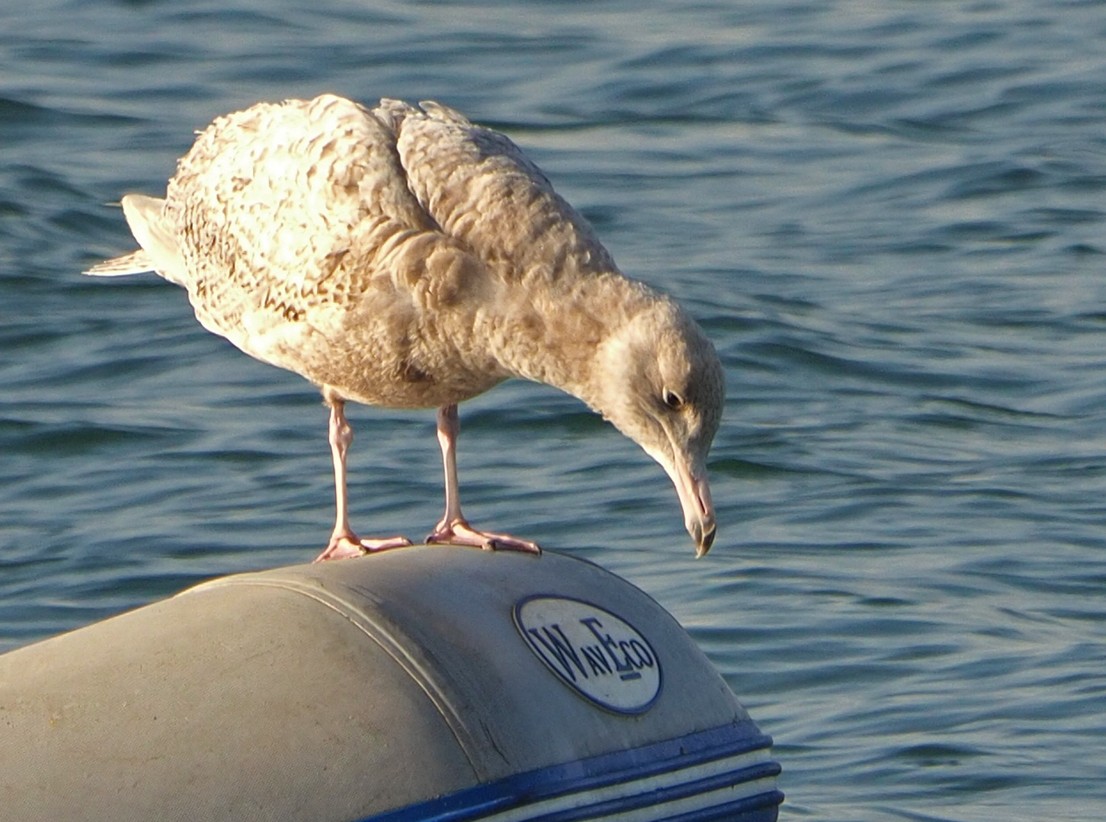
[86,94,723,559]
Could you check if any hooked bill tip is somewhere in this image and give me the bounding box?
[694,522,716,558]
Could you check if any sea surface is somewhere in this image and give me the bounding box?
[3,1,1106,818]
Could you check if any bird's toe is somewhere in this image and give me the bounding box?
[314,532,412,562]
[427,518,541,555]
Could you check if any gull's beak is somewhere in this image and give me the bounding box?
[665,456,716,557]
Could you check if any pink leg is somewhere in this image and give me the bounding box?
[314,394,412,562]
[425,404,541,554]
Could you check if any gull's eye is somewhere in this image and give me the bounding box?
[662,389,684,410]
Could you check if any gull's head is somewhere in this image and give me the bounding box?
[593,297,724,556]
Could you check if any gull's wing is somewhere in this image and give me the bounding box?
[377,99,618,287]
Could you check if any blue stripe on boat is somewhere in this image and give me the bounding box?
[360,720,782,822]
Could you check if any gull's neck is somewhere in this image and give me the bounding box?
[479,270,658,411]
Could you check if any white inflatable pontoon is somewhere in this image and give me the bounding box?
[0,545,782,820]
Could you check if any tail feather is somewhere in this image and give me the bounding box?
[82,249,155,277]
[82,193,188,284]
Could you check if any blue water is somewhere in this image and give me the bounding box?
[3,1,1106,818]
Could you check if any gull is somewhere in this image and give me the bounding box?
[85,95,724,561]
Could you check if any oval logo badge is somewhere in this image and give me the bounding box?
[514,595,661,714]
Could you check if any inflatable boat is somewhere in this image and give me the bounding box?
[0,545,783,820]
